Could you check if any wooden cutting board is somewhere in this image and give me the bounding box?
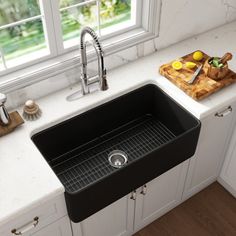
[159,51,236,100]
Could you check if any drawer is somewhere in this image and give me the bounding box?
[0,194,67,236]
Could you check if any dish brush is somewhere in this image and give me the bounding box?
[23,100,42,121]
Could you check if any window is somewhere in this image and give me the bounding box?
[0,0,49,71]
[52,0,138,52]
[0,0,161,89]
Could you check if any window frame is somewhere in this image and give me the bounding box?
[0,0,162,93]
[51,0,141,54]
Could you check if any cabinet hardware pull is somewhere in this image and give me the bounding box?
[141,185,147,195]
[215,106,232,117]
[130,191,136,200]
[11,217,39,235]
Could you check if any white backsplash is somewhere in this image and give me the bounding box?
[6,0,236,109]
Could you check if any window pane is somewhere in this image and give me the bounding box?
[61,2,98,48]
[0,18,48,68]
[100,0,132,35]
[0,0,40,26]
[60,0,92,8]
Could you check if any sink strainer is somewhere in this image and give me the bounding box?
[108,150,128,168]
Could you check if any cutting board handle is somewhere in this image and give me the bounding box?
[220,52,233,64]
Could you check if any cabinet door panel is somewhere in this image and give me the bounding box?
[219,125,236,197]
[72,195,134,236]
[0,195,68,236]
[184,104,236,199]
[32,216,72,236]
[134,161,189,232]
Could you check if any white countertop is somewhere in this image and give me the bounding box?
[1,20,236,227]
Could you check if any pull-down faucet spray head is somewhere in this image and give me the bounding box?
[80,27,108,94]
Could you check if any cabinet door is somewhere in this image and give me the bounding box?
[183,103,236,200]
[32,216,72,236]
[134,161,189,233]
[72,195,134,236]
[0,195,69,236]
[219,124,236,197]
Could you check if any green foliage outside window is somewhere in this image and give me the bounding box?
[0,0,131,62]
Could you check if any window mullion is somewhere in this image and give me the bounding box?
[38,0,59,57]
[50,0,66,54]
[0,15,42,30]
[97,0,101,37]
[60,0,96,12]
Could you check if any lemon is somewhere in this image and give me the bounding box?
[193,51,203,61]
[186,61,197,69]
[172,61,183,70]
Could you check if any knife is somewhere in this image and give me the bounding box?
[188,64,203,84]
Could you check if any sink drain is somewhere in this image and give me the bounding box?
[108,150,128,168]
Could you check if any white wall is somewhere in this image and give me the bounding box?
[157,0,236,50]
[6,0,236,109]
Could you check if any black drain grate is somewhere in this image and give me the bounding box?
[52,115,176,193]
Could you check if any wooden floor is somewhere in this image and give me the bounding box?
[133,182,236,236]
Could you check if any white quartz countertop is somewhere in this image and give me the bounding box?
[1,21,236,227]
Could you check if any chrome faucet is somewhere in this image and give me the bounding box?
[80,27,108,95]
[66,27,108,101]
[0,93,10,125]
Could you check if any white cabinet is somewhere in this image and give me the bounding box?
[133,160,189,233]
[71,195,134,236]
[0,195,72,236]
[72,161,189,236]
[32,216,72,236]
[183,103,236,200]
[219,123,236,197]
[6,216,71,236]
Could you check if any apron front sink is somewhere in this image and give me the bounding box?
[32,84,201,222]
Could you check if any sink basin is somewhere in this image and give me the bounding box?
[32,84,200,222]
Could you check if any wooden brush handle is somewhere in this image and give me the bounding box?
[220,52,233,64]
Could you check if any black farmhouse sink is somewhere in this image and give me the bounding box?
[32,84,200,222]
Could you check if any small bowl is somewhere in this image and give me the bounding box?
[203,57,229,80]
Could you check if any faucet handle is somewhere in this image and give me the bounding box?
[101,69,108,91]
[0,93,7,105]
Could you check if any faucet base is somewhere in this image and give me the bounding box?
[66,83,100,102]
[66,90,84,102]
